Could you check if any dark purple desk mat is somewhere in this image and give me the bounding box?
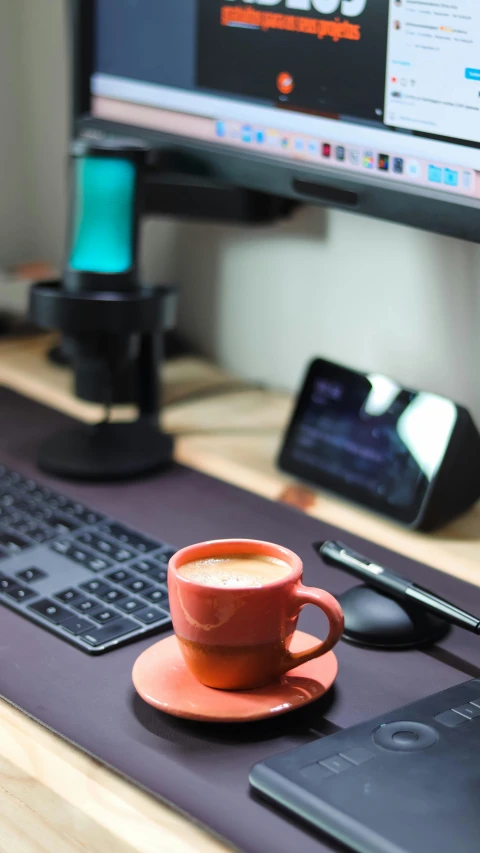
[0,387,479,853]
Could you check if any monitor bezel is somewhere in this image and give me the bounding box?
[72,0,480,243]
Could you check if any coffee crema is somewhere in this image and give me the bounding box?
[177,554,291,588]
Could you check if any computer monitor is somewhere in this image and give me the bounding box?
[73,0,480,242]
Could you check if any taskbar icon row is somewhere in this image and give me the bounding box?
[215,120,476,196]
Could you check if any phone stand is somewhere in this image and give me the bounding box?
[338,584,450,649]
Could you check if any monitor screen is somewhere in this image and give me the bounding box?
[78,0,480,236]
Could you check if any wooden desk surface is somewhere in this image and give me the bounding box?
[0,335,479,853]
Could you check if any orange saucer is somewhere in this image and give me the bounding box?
[132,631,338,723]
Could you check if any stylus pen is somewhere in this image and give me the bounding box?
[314,540,480,635]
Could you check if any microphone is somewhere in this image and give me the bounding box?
[30,138,174,481]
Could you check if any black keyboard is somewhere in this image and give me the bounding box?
[0,466,173,653]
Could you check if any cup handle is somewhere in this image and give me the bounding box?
[280,585,344,675]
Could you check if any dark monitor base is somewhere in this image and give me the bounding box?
[1,386,480,853]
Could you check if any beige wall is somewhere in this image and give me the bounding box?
[15,0,69,264]
[0,0,31,263]
[0,0,175,281]
[176,211,480,419]
[0,0,68,266]
[2,0,479,422]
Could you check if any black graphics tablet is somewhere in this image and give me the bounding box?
[250,678,480,853]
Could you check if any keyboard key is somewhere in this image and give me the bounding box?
[79,579,110,596]
[106,569,132,584]
[77,532,134,561]
[98,523,158,553]
[117,597,144,614]
[72,597,98,614]
[6,506,36,533]
[24,523,55,544]
[145,566,168,584]
[47,494,70,508]
[87,555,113,572]
[30,486,53,502]
[29,503,49,518]
[131,558,155,574]
[77,508,105,526]
[46,513,81,534]
[154,552,170,565]
[30,506,54,522]
[17,568,48,583]
[42,495,65,510]
[0,493,15,507]
[45,495,81,513]
[50,540,71,555]
[61,616,93,636]
[144,587,168,604]
[135,606,170,625]
[77,532,112,555]
[11,518,52,540]
[6,585,36,602]
[0,519,12,540]
[124,578,152,594]
[21,478,40,493]
[114,547,136,562]
[29,599,71,624]
[81,618,138,647]
[98,588,127,604]
[52,543,98,567]
[0,574,19,592]
[59,501,105,526]
[91,608,117,624]
[160,548,176,560]
[54,499,80,516]
[75,532,97,547]
[69,548,91,566]
[13,482,29,495]
[0,531,30,553]
[6,471,23,487]
[55,588,81,604]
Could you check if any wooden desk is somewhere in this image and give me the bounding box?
[0,335,479,853]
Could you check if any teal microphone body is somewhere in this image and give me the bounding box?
[65,138,147,293]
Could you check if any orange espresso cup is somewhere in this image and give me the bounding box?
[168,539,344,690]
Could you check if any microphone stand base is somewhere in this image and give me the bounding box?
[38,422,174,482]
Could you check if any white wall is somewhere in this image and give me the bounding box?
[176,210,480,421]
